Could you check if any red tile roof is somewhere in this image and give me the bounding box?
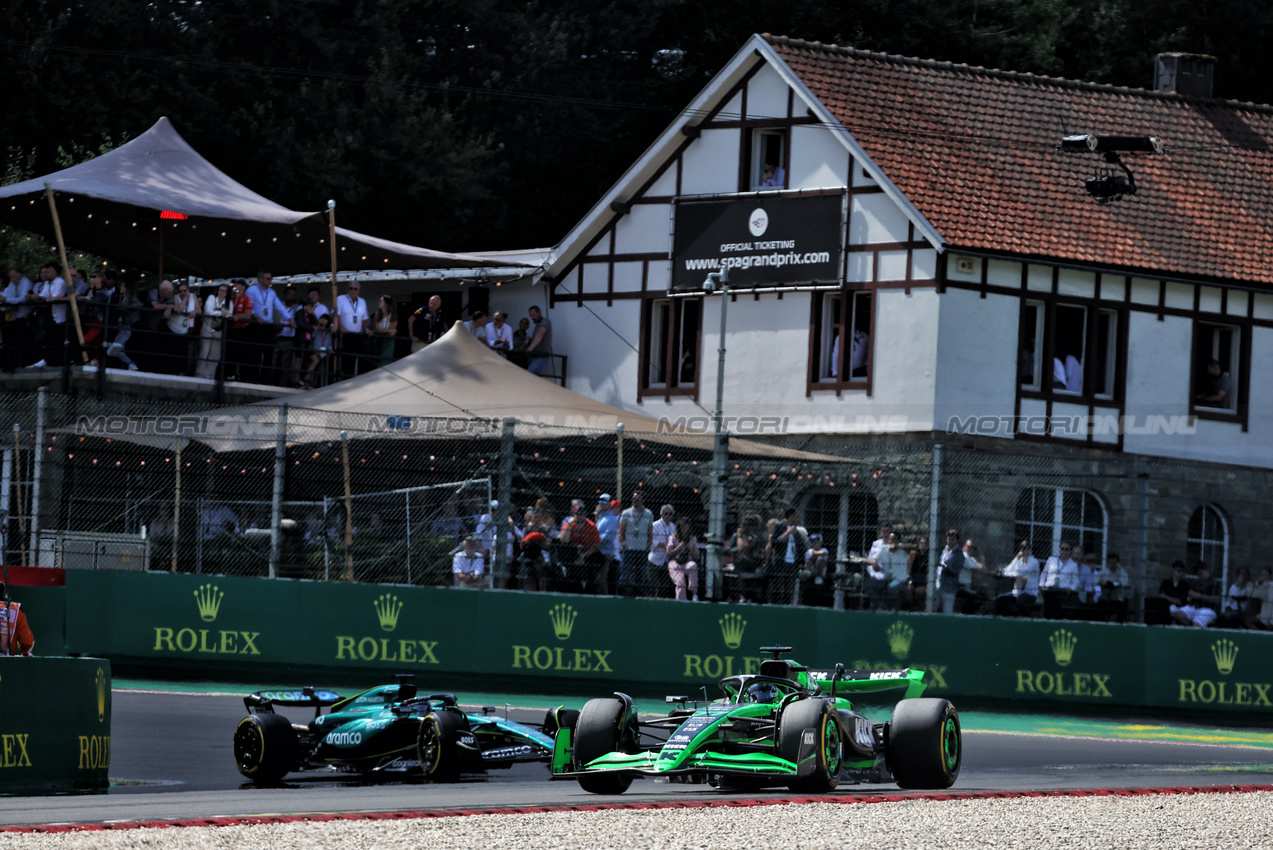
[767,35,1273,288]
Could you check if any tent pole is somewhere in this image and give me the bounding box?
[170,439,182,573]
[341,429,354,582]
[43,184,88,362]
[157,226,164,285]
[268,404,287,579]
[327,200,338,316]
[616,423,624,504]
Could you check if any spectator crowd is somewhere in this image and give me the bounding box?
[2,265,560,384]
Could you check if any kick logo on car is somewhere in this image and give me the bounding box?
[511,605,614,673]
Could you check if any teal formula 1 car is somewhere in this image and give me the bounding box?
[552,647,960,794]
[233,674,576,783]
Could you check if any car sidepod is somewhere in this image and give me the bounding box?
[469,715,555,768]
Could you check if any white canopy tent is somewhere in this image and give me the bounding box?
[0,117,516,278]
[120,325,838,461]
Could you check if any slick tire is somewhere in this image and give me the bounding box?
[417,710,469,782]
[574,697,635,794]
[778,698,840,793]
[233,713,298,783]
[889,698,961,789]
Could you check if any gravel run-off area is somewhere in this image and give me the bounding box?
[5,790,1273,850]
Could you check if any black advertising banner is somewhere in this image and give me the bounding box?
[672,194,843,289]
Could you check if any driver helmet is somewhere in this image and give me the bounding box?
[746,682,780,703]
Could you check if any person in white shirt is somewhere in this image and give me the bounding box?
[996,540,1040,616]
[485,311,514,354]
[648,504,676,574]
[334,282,369,378]
[865,532,908,610]
[866,523,892,562]
[452,537,487,588]
[1039,541,1080,618]
[26,263,69,368]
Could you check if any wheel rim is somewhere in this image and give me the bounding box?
[233,719,263,772]
[822,715,841,773]
[419,718,441,774]
[941,716,960,772]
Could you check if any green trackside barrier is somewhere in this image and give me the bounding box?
[0,657,111,794]
[59,571,1273,715]
[8,586,69,658]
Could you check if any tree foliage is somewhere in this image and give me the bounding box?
[2,0,1272,257]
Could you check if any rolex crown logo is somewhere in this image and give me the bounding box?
[550,604,578,641]
[193,584,224,622]
[719,612,747,650]
[1212,638,1239,676]
[1049,629,1078,667]
[95,667,107,722]
[374,594,404,632]
[887,621,915,660]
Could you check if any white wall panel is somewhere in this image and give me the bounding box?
[847,253,873,283]
[1130,277,1159,305]
[612,261,645,294]
[581,262,609,293]
[987,259,1021,288]
[746,66,790,118]
[789,125,848,190]
[1197,286,1222,313]
[1226,290,1249,317]
[680,130,740,195]
[933,289,1018,436]
[1164,282,1193,310]
[1057,268,1096,298]
[912,249,937,280]
[849,194,910,244]
[614,204,670,254]
[647,165,678,196]
[877,250,909,281]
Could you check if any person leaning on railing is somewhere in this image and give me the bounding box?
[0,583,34,657]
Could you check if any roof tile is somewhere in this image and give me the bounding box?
[768,35,1273,287]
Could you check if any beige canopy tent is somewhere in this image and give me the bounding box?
[104,325,840,461]
[0,117,515,277]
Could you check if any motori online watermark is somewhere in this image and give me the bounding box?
[948,414,1198,436]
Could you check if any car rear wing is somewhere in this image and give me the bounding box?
[809,667,926,700]
[243,687,345,713]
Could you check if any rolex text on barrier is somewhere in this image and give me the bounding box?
[55,571,1273,717]
[0,658,111,793]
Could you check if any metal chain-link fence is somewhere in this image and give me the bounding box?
[2,389,1268,628]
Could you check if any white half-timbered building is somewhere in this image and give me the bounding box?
[534,35,1273,582]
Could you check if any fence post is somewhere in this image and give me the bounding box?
[195,497,204,575]
[322,495,331,582]
[30,387,47,561]
[268,403,288,579]
[495,418,515,588]
[926,442,943,613]
[170,439,182,573]
[340,431,354,581]
[405,486,412,584]
[1135,458,1150,623]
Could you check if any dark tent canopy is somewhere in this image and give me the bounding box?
[0,117,514,277]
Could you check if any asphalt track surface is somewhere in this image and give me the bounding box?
[2,686,1272,827]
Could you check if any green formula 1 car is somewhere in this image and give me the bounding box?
[233,674,576,783]
[552,646,960,794]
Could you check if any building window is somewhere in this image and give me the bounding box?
[1014,487,1107,559]
[640,297,701,395]
[1192,321,1241,414]
[1186,505,1228,572]
[810,290,872,387]
[803,490,879,561]
[1019,299,1121,400]
[749,129,786,190]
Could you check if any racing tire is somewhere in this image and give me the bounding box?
[573,697,635,795]
[778,699,841,793]
[233,713,298,783]
[417,710,469,782]
[542,707,581,738]
[888,698,961,789]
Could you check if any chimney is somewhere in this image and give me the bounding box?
[1154,53,1216,98]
